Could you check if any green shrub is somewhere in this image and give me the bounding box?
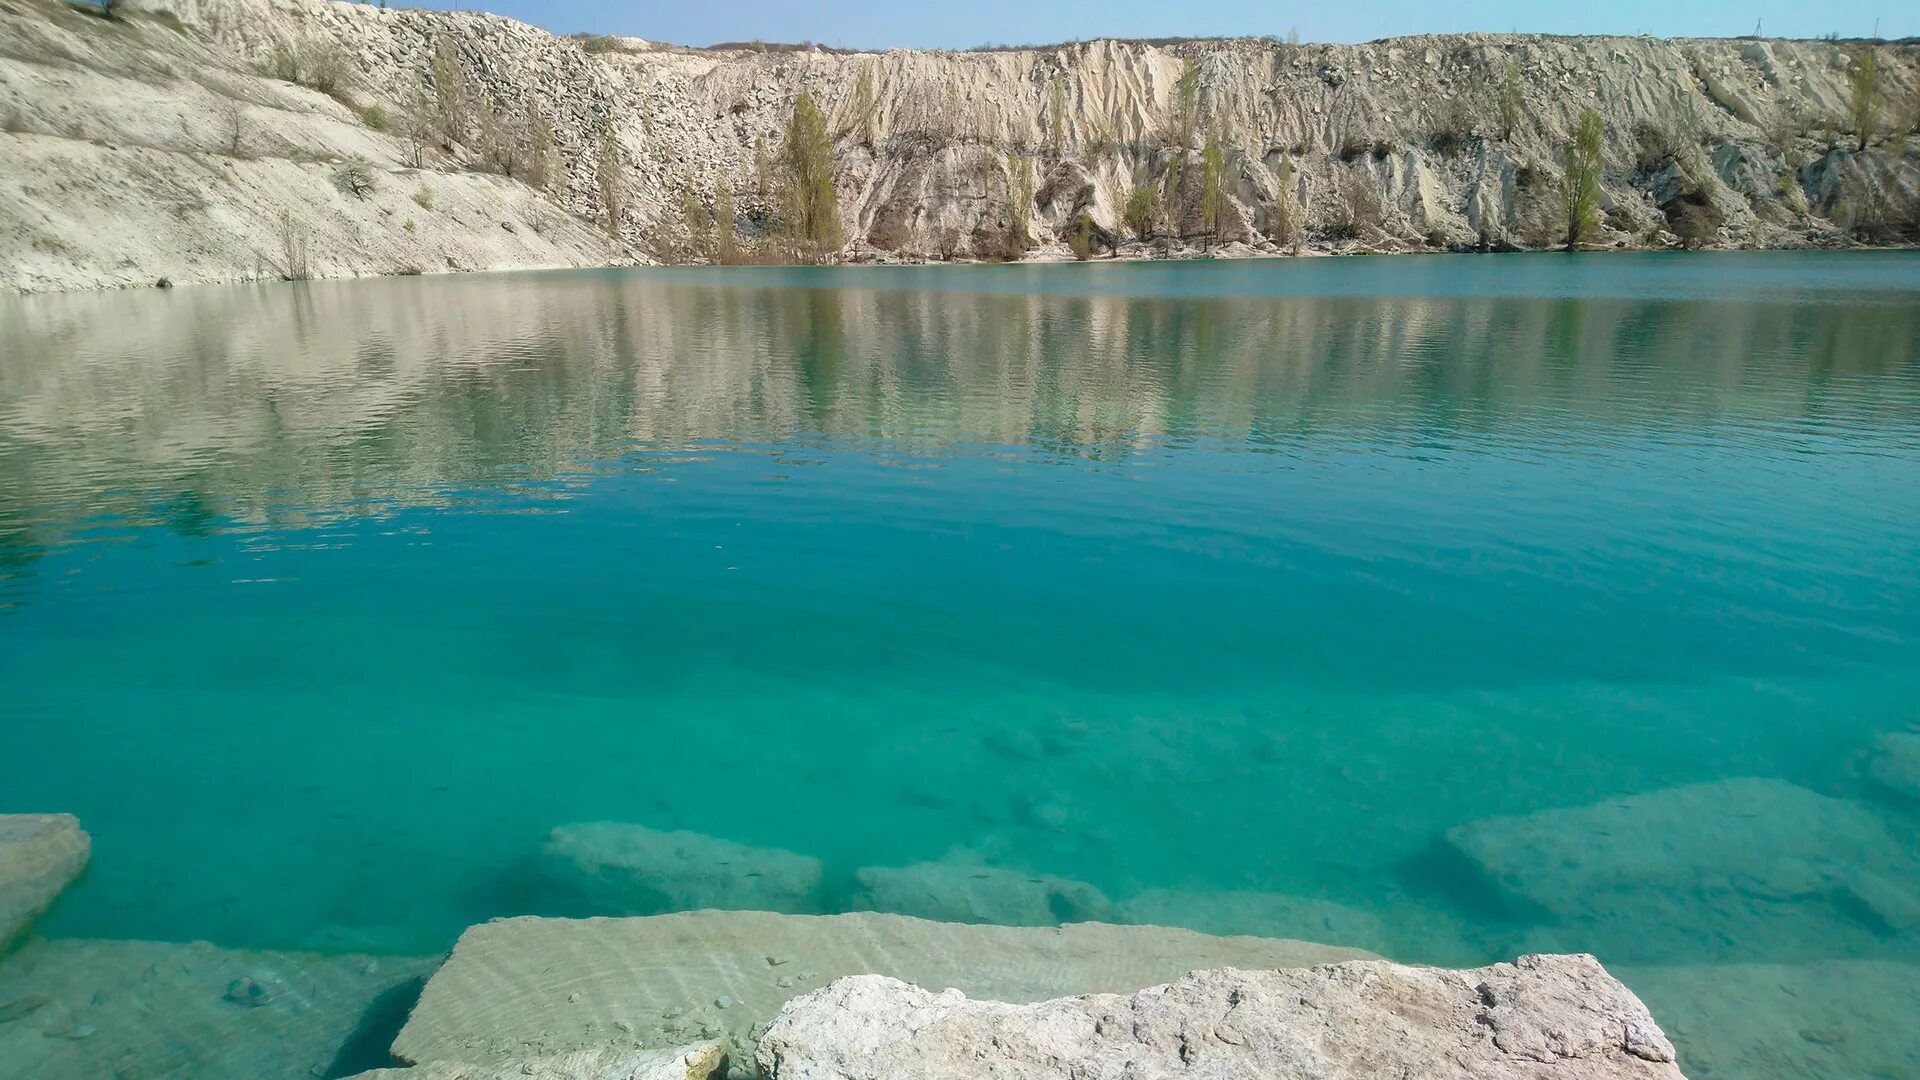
[1123,183,1158,242]
[412,184,435,210]
[358,103,389,131]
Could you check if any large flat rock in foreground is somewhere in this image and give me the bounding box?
[0,813,90,952]
[392,911,1374,1067]
[758,955,1685,1080]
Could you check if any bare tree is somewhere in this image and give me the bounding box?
[218,99,246,157]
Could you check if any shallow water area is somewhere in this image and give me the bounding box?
[3,253,1920,1079]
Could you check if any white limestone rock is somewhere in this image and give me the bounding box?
[0,813,91,953]
[756,954,1686,1080]
[346,1041,725,1080]
[851,859,1113,925]
[390,911,1373,1067]
[540,823,823,916]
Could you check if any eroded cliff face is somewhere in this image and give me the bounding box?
[2,0,1917,290]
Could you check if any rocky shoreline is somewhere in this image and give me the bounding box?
[7,735,1920,1079]
[2,0,1917,291]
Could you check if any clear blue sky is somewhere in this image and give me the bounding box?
[421,1,1908,50]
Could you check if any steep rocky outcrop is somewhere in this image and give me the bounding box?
[756,955,1685,1079]
[2,0,1916,290]
[0,813,90,953]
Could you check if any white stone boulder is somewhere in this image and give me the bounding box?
[851,860,1112,925]
[756,954,1685,1079]
[540,823,823,916]
[390,911,1372,1067]
[0,813,91,952]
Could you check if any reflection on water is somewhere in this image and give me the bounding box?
[2,254,1920,1080]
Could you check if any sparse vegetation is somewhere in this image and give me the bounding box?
[714,177,738,264]
[595,129,627,236]
[778,93,843,261]
[402,217,416,234]
[430,36,470,151]
[1561,108,1605,251]
[1048,74,1068,159]
[522,108,557,190]
[1324,169,1385,241]
[1669,195,1723,249]
[397,78,433,168]
[1123,182,1158,242]
[1165,57,1200,149]
[681,190,713,262]
[358,103,389,132]
[1497,59,1524,141]
[579,35,619,54]
[1159,151,1187,250]
[412,184,435,211]
[218,99,245,156]
[276,209,310,280]
[1199,127,1224,248]
[336,159,377,199]
[1270,154,1301,251]
[1002,152,1034,259]
[263,34,352,98]
[1849,51,1880,151]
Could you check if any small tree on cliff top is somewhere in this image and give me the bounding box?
[779,93,842,262]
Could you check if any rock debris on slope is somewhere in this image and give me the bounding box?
[2,0,1917,290]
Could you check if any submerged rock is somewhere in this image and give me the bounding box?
[540,822,824,916]
[756,954,1683,1080]
[1868,732,1920,801]
[1445,778,1920,959]
[0,813,91,953]
[347,1041,725,1080]
[391,911,1371,1066]
[0,937,437,1080]
[1117,888,1387,952]
[851,860,1113,925]
[1622,959,1920,1080]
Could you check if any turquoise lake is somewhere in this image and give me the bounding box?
[3,252,1919,1078]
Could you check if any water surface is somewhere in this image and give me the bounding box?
[3,253,1919,1078]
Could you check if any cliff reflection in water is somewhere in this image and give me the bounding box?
[3,261,1915,559]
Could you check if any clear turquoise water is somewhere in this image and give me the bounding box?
[3,253,1920,1076]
